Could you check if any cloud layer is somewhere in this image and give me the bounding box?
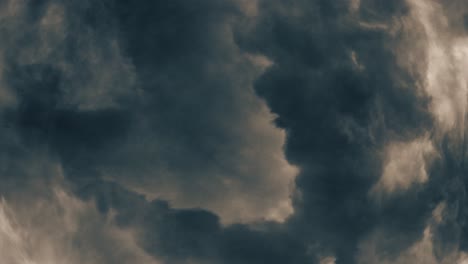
[1,0,468,263]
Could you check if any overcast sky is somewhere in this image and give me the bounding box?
[1,0,468,263]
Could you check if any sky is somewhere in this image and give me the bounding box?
[1,0,468,263]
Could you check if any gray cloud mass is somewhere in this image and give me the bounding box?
[1,0,468,263]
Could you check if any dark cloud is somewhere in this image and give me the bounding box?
[0,0,296,224]
[60,0,297,223]
[76,178,311,264]
[235,0,437,261]
[1,0,468,263]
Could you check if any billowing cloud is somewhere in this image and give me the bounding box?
[372,135,437,194]
[2,0,468,263]
[0,188,159,264]
[0,0,298,226]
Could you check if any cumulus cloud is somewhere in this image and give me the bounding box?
[0,0,298,226]
[2,0,468,263]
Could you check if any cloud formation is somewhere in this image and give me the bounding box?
[1,0,468,263]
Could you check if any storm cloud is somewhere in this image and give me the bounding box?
[1,0,468,263]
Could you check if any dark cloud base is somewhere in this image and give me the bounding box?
[2,0,468,263]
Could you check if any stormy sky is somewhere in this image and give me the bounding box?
[1,0,468,263]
